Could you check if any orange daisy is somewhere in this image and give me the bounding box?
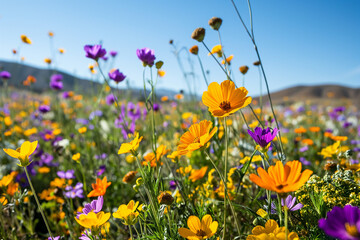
[177,120,217,155]
[87,177,111,198]
[249,160,313,194]
[202,80,252,118]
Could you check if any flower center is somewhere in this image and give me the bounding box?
[196,229,207,237]
[193,136,200,143]
[219,101,231,111]
[345,223,359,237]
[276,184,285,190]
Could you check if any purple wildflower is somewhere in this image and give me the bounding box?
[77,196,103,219]
[299,157,311,166]
[169,180,176,190]
[89,110,103,120]
[48,237,61,240]
[50,74,63,90]
[84,45,106,61]
[62,91,72,99]
[319,205,360,240]
[57,170,75,179]
[108,69,126,83]
[0,71,11,79]
[267,195,303,214]
[96,165,106,176]
[64,182,84,199]
[109,50,118,57]
[39,105,50,113]
[247,127,278,149]
[153,103,160,112]
[105,94,117,105]
[136,47,156,67]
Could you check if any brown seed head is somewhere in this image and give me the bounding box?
[253,61,261,66]
[122,171,138,183]
[208,17,223,30]
[191,28,206,42]
[157,191,174,205]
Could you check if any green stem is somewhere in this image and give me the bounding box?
[204,151,242,237]
[129,225,134,240]
[284,206,289,240]
[24,167,54,239]
[223,117,228,239]
[277,194,283,226]
[196,55,209,86]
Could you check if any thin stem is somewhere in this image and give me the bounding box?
[223,117,228,239]
[285,206,289,240]
[24,167,54,239]
[277,194,283,226]
[129,225,134,240]
[196,55,209,86]
[204,151,242,237]
[201,42,232,80]
[217,30,230,78]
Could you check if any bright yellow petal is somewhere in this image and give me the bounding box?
[187,216,201,233]
[20,141,31,156]
[3,148,20,158]
[178,228,196,238]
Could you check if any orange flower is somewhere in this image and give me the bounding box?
[202,80,252,117]
[331,135,348,142]
[177,120,217,155]
[189,166,208,182]
[309,126,320,132]
[44,58,52,64]
[20,35,32,44]
[87,177,111,198]
[221,55,234,65]
[302,139,314,145]
[239,65,249,74]
[294,127,306,134]
[249,160,313,194]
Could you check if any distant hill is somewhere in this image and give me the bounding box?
[254,85,360,106]
[0,60,180,98]
[1,60,359,105]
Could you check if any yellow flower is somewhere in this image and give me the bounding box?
[72,153,81,162]
[20,35,32,44]
[202,80,252,118]
[113,200,143,225]
[178,215,218,239]
[221,55,234,65]
[208,45,222,57]
[3,141,38,167]
[78,127,87,134]
[177,120,217,155]
[59,48,65,54]
[44,58,52,64]
[38,167,50,174]
[118,132,143,156]
[75,211,110,229]
[246,219,299,240]
[158,70,166,77]
[189,166,208,182]
[319,141,340,158]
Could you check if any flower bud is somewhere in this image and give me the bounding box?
[155,61,164,69]
[189,45,199,55]
[239,65,249,75]
[191,28,206,42]
[208,17,223,30]
[253,61,261,66]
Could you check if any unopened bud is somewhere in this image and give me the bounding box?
[191,28,206,42]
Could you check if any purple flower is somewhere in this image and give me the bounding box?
[50,74,63,90]
[109,50,118,57]
[48,237,60,240]
[247,127,278,149]
[299,157,311,166]
[57,170,75,179]
[108,69,126,83]
[89,110,103,120]
[77,196,103,218]
[136,48,156,67]
[84,45,106,61]
[169,180,176,190]
[96,165,106,176]
[334,106,346,112]
[299,146,309,153]
[266,195,303,214]
[105,94,117,105]
[153,103,160,112]
[62,91,72,99]
[64,183,83,199]
[39,105,50,113]
[319,205,360,240]
[0,71,11,79]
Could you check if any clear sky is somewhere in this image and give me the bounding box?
[1,0,359,96]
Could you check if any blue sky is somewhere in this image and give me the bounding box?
[1,0,359,96]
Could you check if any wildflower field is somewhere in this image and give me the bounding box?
[1,2,360,240]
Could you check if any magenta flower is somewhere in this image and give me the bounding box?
[136,47,156,67]
[57,170,75,179]
[109,51,118,57]
[108,69,126,83]
[39,105,50,113]
[319,205,360,240]
[105,93,117,105]
[0,71,11,79]
[247,127,278,149]
[50,74,63,90]
[84,45,106,61]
